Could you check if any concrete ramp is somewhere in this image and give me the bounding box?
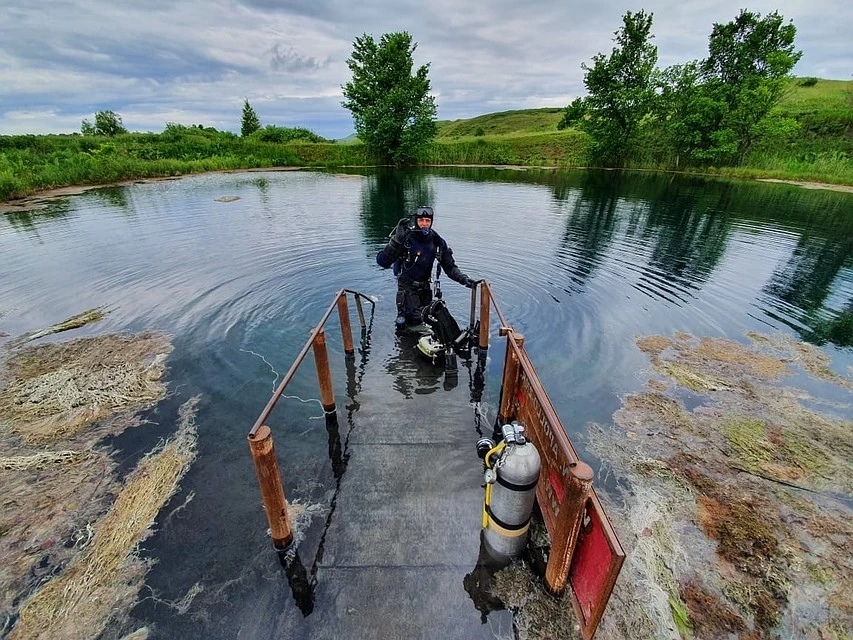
[269,374,513,639]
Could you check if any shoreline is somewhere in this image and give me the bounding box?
[2,168,851,215]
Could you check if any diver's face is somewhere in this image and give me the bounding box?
[416,217,432,230]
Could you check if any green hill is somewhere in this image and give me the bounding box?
[436,108,565,138]
[776,77,851,115]
[434,78,850,139]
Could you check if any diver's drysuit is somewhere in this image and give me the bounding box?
[376,208,474,326]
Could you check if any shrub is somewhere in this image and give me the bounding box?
[251,125,328,144]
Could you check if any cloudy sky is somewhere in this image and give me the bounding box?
[2,0,850,139]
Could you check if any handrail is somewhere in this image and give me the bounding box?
[248,289,374,439]
[472,279,623,639]
[246,288,374,549]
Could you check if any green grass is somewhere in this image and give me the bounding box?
[776,78,852,115]
[1,78,850,203]
[430,130,589,166]
[437,108,565,138]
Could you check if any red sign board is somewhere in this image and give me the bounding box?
[569,492,625,639]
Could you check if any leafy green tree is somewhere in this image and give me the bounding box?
[698,10,802,164]
[241,99,261,137]
[556,97,587,130]
[81,110,127,136]
[341,31,437,165]
[574,10,658,166]
[652,61,723,166]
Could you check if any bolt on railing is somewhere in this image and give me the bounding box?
[247,289,374,549]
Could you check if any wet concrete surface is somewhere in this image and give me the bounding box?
[264,361,514,639]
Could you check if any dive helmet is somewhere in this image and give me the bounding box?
[414,205,434,235]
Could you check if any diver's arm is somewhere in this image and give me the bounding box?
[376,219,410,268]
[376,239,402,268]
[438,243,474,287]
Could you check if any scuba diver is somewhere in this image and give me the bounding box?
[376,205,477,330]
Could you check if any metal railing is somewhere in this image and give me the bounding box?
[246,288,374,548]
[247,281,623,640]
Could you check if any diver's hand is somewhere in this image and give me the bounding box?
[392,219,410,243]
[462,276,478,289]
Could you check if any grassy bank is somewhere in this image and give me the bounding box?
[1,79,849,203]
[0,128,372,201]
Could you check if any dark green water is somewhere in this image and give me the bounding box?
[1,168,851,638]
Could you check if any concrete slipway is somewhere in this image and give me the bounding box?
[249,338,520,639]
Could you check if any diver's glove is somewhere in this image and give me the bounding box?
[392,218,411,243]
[462,276,478,288]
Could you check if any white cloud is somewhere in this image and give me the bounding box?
[1,0,849,138]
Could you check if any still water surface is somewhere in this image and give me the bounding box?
[1,168,851,637]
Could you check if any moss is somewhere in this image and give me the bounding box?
[681,581,746,638]
[21,308,106,343]
[723,416,834,482]
[625,393,692,430]
[593,332,852,638]
[668,596,692,638]
[723,418,774,471]
[663,363,729,392]
[715,498,779,574]
[805,562,833,585]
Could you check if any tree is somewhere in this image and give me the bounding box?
[557,97,587,130]
[572,11,658,166]
[81,110,127,136]
[698,10,802,163]
[341,31,437,165]
[652,61,724,166]
[241,99,261,137]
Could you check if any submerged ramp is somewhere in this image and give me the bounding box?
[247,287,624,639]
[269,376,512,638]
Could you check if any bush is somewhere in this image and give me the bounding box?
[797,77,819,87]
[250,125,328,144]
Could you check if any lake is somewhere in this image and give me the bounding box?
[1,167,851,638]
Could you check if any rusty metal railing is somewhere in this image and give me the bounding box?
[474,280,625,640]
[247,281,622,639]
[247,289,374,548]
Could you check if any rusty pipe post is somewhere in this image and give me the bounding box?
[247,425,293,549]
[337,294,354,356]
[498,332,524,423]
[479,285,491,351]
[544,460,594,594]
[313,329,336,412]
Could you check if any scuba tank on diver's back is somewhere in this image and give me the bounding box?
[389,217,413,277]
